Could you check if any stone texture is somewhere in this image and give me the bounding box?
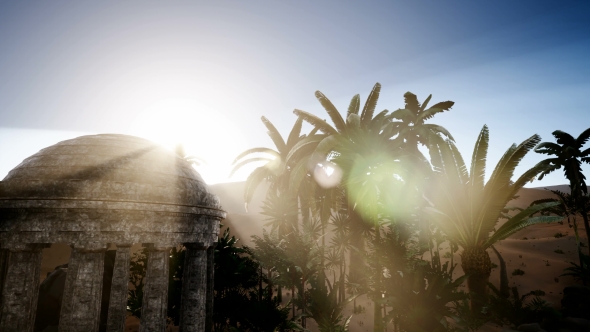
[205,245,215,332]
[58,247,106,332]
[105,245,132,332]
[0,134,223,332]
[140,245,170,332]
[0,134,221,209]
[0,248,8,304]
[0,244,45,332]
[179,244,208,332]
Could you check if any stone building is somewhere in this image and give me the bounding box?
[0,134,225,332]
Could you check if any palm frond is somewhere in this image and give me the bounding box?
[261,116,287,155]
[403,92,421,112]
[534,142,561,155]
[576,127,590,148]
[293,109,338,135]
[286,115,305,149]
[469,125,489,196]
[285,134,327,164]
[360,83,381,127]
[488,134,541,194]
[233,147,280,164]
[419,94,432,112]
[314,135,342,159]
[346,113,361,129]
[537,161,561,180]
[552,130,576,146]
[421,124,455,141]
[448,137,468,184]
[244,166,273,205]
[230,157,275,177]
[427,101,454,112]
[390,108,415,122]
[315,90,346,133]
[347,94,361,117]
[486,214,561,247]
[288,157,310,196]
[369,109,390,131]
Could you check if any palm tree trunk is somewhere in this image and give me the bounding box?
[348,205,365,283]
[374,223,383,332]
[581,206,590,257]
[267,269,273,299]
[461,247,492,314]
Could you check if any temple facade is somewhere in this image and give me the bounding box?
[0,134,224,332]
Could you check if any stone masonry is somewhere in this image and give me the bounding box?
[0,134,225,332]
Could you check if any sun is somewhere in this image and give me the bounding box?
[129,98,248,184]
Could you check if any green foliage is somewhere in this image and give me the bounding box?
[383,260,468,332]
[561,252,590,284]
[128,248,147,318]
[486,285,561,328]
[304,277,356,332]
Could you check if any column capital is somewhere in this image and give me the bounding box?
[71,243,108,253]
[3,243,49,252]
[114,243,133,248]
[142,243,171,252]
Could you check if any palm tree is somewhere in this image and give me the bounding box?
[388,92,455,259]
[288,83,418,332]
[426,125,561,312]
[389,91,455,162]
[231,115,306,226]
[535,128,590,254]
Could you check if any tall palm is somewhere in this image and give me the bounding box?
[388,92,455,257]
[289,83,412,332]
[426,125,561,312]
[535,128,590,254]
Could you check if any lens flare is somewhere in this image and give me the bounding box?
[313,161,342,189]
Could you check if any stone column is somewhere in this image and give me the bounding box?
[139,244,170,332]
[0,248,9,306]
[179,243,207,332]
[106,244,132,332]
[0,244,46,332]
[205,245,215,332]
[58,244,106,332]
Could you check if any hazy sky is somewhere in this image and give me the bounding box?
[1,1,589,185]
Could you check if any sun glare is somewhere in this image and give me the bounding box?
[129,98,248,184]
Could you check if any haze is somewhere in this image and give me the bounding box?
[1,1,589,185]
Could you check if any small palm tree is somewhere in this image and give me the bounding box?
[535,128,590,255]
[530,189,590,270]
[231,116,306,209]
[426,125,561,312]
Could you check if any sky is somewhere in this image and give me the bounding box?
[0,0,589,186]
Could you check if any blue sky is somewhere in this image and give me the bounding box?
[1,1,589,185]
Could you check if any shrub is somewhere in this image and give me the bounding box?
[512,269,525,276]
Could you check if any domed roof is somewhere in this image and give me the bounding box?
[0,134,222,211]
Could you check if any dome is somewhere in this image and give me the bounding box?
[0,134,221,210]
